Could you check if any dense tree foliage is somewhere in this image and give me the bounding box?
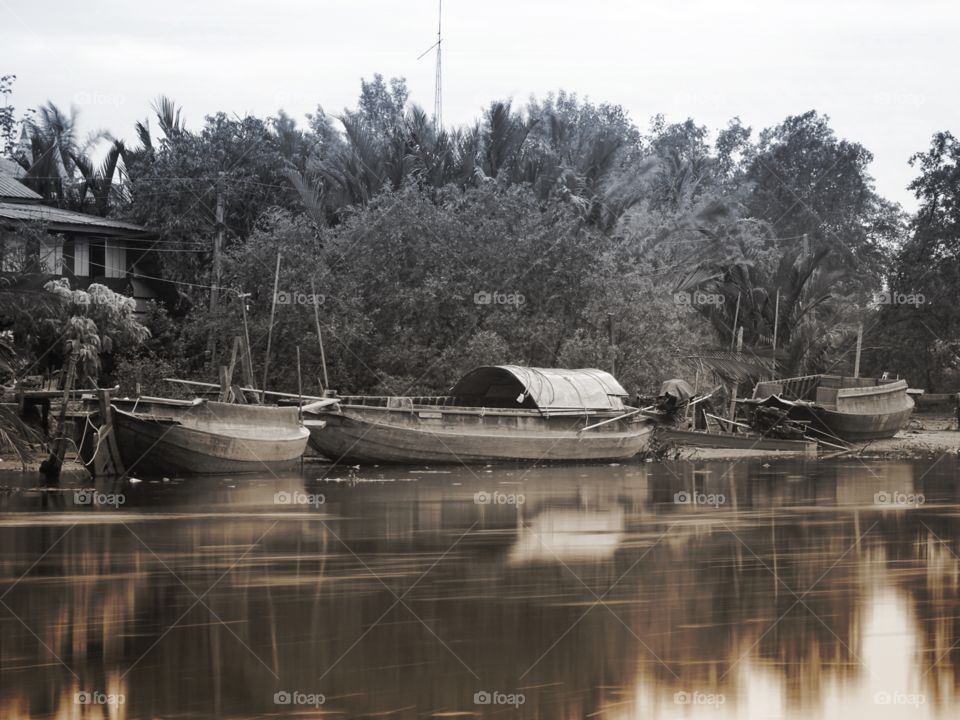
[864,132,960,389]
[2,73,957,395]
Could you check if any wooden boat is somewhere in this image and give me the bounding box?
[657,428,817,455]
[304,366,654,465]
[743,374,914,442]
[81,395,310,476]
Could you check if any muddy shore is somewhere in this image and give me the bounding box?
[2,411,957,477]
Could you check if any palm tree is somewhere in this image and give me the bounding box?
[676,246,855,381]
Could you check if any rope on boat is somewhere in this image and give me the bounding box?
[77,416,103,467]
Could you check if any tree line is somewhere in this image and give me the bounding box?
[1,73,957,401]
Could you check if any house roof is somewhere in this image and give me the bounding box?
[0,157,27,179]
[0,158,42,202]
[450,366,629,412]
[0,202,154,237]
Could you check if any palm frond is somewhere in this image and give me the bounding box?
[0,405,39,471]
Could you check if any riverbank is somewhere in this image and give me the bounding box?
[2,414,956,474]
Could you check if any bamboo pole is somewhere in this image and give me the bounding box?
[310,278,329,391]
[853,323,863,378]
[261,253,281,402]
[47,354,77,473]
[165,378,328,403]
[730,292,741,349]
[296,346,303,410]
[772,290,780,353]
[238,292,256,392]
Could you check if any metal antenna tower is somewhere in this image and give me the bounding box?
[418,0,442,133]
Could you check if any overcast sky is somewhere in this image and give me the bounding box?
[3,0,956,212]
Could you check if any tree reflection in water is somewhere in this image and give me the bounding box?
[0,458,958,718]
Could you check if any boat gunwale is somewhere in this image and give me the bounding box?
[112,406,310,443]
[315,403,639,418]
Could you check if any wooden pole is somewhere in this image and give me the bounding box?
[853,323,863,378]
[730,292,741,349]
[211,180,224,314]
[49,354,77,470]
[728,327,743,430]
[772,290,780,353]
[608,313,616,377]
[207,180,225,368]
[310,277,329,391]
[771,289,780,380]
[261,253,281,402]
[297,346,303,407]
[238,292,256,392]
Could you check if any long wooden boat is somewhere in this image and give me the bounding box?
[743,374,914,442]
[304,366,654,465]
[81,396,310,476]
[657,428,817,455]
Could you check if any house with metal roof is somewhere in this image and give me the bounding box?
[0,157,178,313]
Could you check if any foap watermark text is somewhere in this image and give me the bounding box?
[475,291,524,306]
[275,491,325,508]
[475,690,525,707]
[75,691,125,706]
[274,690,324,707]
[875,491,924,507]
[74,490,124,508]
[276,291,324,306]
[475,490,525,505]
[675,690,725,707]
[674,291,725,306]
[675,490,725,508]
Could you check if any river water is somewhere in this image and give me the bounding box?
[1,456,959,718]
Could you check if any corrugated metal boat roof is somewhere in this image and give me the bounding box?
[451,366,628,412]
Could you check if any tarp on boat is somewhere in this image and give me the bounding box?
[658,379,695,403]
[450,366,628,412]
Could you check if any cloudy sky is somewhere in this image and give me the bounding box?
[3,0,955,211]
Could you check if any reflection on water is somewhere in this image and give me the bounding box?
[1,457,959,718]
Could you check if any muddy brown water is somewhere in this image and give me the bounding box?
[1,455,959,718]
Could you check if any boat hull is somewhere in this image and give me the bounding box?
[113,402,309,476]
[747,377,915,442]
[808,405,914,442]
[306,407,654,464]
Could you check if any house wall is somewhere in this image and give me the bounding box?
[105,240,124,278]
[1,234,62,273]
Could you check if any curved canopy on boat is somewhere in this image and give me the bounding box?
[450,366,628,412]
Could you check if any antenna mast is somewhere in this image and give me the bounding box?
[417,0,443,133]
[434,0,442,132]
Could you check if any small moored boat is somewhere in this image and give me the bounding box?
[304,366,654,465]
[743,374,914,442]
[105,397,310,476]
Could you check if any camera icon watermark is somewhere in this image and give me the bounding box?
[274,690,324,707]
[474,290,525,306]
[274,490,325,508]
[75,691,125,706]
[74,490,125,508]
[874,690,924,706]
[874,491,924,507]
[276,291,324,306]
[674,490,725,508]
[674,690,725,707]
[674,291,725,307]
[474,690,524,707]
